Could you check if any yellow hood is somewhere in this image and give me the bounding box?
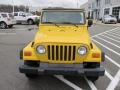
[34,25,91,44]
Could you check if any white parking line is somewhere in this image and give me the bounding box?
[84,77,97,90]
[92,39,120,57]
[91,27,119,38]
[54,75,83,90]
[104,33,120,40]
[105,55,120,68]
[96,36,120,49]
[108,28,120,32]
[100,34,120,43]
[106,70,120,90]
[107,32,120,37]
[115,31,120,34]
[109,30,120,35]
[0,33,16,35]
[15,27,38,31]
[105,70,114,80]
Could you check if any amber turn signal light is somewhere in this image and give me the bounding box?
[24,51,32,56]
[92,53,100,58]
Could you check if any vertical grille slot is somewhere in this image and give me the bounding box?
[47,45,76,61]
[68,46,71,61]
[48,45,50,60]
[73,46,76,60]
[52,45,54,60]
[56,46,59,60]
[60,46,63,60]
[64,46,67,61]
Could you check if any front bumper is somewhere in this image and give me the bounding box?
[105,20,117,23]
[19,63,105,76]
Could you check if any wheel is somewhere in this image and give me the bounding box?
[84,62,100,82]
[27,19,34,25]
[25,74,38,79]
[104,22,107,24]
[24,61,39,79]
[8,25,13,28]
[87,76,99,82]
[0,22,7,29]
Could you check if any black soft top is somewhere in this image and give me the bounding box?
[42,7,85,11]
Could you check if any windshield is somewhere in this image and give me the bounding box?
[110,15,116,18]
[105,15,115,18]
[42,11,85,24]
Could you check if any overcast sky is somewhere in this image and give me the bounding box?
[0,0,88,8]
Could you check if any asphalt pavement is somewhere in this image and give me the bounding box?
[0,24,120,90]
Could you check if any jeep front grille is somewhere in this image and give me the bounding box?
[47,45,76,61]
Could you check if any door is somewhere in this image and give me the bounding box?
[18,12,27,22]
[14,12,19,21]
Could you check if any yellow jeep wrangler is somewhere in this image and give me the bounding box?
[19,8,105,81]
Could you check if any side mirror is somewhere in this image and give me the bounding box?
[88,19,93,27]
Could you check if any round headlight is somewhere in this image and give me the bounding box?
[78,46,87,55]
[36,45,46,54]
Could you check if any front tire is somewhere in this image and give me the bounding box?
[0,22,7,29]
[8,25,13,28]
[27,19,34,25]
[84,62,100,82]
[24,61,39,79]
[87,76,99,82]
[25,74,38,79]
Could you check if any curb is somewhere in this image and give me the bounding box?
[94,21,120,27]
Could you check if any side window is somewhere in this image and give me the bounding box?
[19,13,26,17]
[14,13,18,16]
[1,14,7,18]
[19,13,23,16]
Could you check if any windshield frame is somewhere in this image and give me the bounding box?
[41,10,86,25]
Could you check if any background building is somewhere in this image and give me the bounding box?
[80,2,88,17]
[102,0,120,21]
[87,0,102,20]
[82,0,120,21]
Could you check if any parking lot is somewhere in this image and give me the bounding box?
[0,24,120,90]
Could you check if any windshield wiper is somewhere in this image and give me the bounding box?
[60,22,78,28]
[43,22,59,27]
